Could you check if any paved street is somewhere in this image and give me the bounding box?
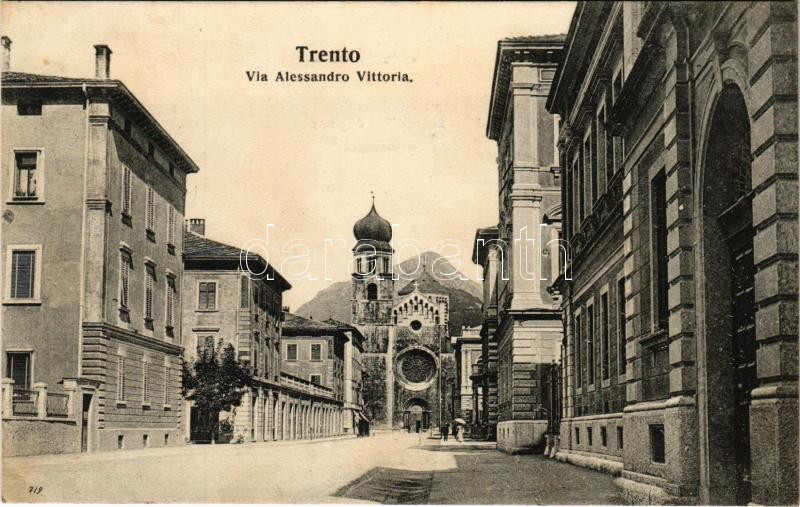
[3,433,622,504]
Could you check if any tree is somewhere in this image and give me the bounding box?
[182,339,252,443]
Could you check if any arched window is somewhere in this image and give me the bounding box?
[367,283,378,300]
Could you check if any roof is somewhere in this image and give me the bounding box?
[323,318,366,348]
[2,70,199,174]
[183,230,291,291]
[397,266,448,296]
[486,34,566,141]
[283,314,349,342]
[502,34,569,43]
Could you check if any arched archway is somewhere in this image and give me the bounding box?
[698,83,755,505]
[402,398,431,433]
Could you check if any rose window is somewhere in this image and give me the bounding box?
[396,348,437,389]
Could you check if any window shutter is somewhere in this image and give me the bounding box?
[146,186,155,231]
[120,252,130,308]
[167,206,176,245]
[143,360,150,403]
[164,363,170,405]
[11,250,35,299]
[117,356,126,401]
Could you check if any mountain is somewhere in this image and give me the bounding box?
[294,251,483,337]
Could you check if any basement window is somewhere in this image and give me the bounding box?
[650,424,665,463]
[575,427,580,445]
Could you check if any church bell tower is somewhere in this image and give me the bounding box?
[351,198,396,428]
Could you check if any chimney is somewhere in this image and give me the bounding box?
[1,36,11,72]
[94,44,112,79]
[187,218,205,236]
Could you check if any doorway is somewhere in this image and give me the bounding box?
[402,399,430,432]
[80,393,93,452]
[700,83,756,504]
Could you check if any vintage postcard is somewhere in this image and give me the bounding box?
[1,1,798,505]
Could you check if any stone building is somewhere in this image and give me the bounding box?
[546,2,798,504]
[351,201,455,431]
[472,226,501,440]
[324,318,367,436]
[451,326,484,435]
[182,222,295,443]
[482,35,566,453]
[281,313,349,436]
[1,40,197,455]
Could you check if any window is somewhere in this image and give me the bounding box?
[410,320,422,331]
[367,283,378,300]
[119,250,132,309]
[142,359,151,405]
[240,276,249,309]
[198,282,217,310]
[145,186,156,235]
[118,435,124,449]
[121,165,132,216]
[598,106,609,187]
[253,333,260,370]
[601,426,608,447]
[587,305,595,385]
[311,344,322,361]
[617,278,627,375]
[651,171,668,329]
[117,356,126,403]
[574,314,582,387]
[587,427,593,446]
[6,352,31,390]
[650,424,665,463]
[197,336,215,359]
[287,344,298,361]
[8,249,36,300]
[165,275,176,331]
[167,206,176,247]
[13,151,39,200]
[144,263,156,322]
[17,100,42,116]
[575,427,581,445]
[583,135,592,210]
[612,71,625,172]
[617,426,624,449]
[601,293,610,380]
[164,361,170,406]
[310,374,321,385]
[576,153,585,222]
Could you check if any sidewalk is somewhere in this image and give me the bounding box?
[3,433,357,469]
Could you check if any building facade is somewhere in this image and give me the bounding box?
[351,202,455,431]
[483,36,566,453]
[547,2,798,504]
[1,41,198,455]
[452,326,484,435]
[472,227,501,440]
[324,319,367,435]
[182,221,294,443]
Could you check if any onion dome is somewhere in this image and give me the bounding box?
[353,200,392,243]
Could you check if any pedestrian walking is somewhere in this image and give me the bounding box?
[440,423,449,442]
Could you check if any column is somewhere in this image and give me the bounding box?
[748,4,799,504]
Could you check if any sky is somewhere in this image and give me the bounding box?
[2,2,575,309]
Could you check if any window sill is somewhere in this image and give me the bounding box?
[121,212,133,227]
[167,243,176,256]
[119,307,131,322]
[116,401,127,408]
[3,299,42,305]
[142,403,151,410]
[163,404,172,411]
[602,379,611,388]
[146,229,156,242]
[195,309,218,313]
[587,384,596,393]
[6,199,44,205]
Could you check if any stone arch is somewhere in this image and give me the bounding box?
[695,80,755,505]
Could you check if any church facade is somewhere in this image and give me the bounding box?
[350,202,454,431]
